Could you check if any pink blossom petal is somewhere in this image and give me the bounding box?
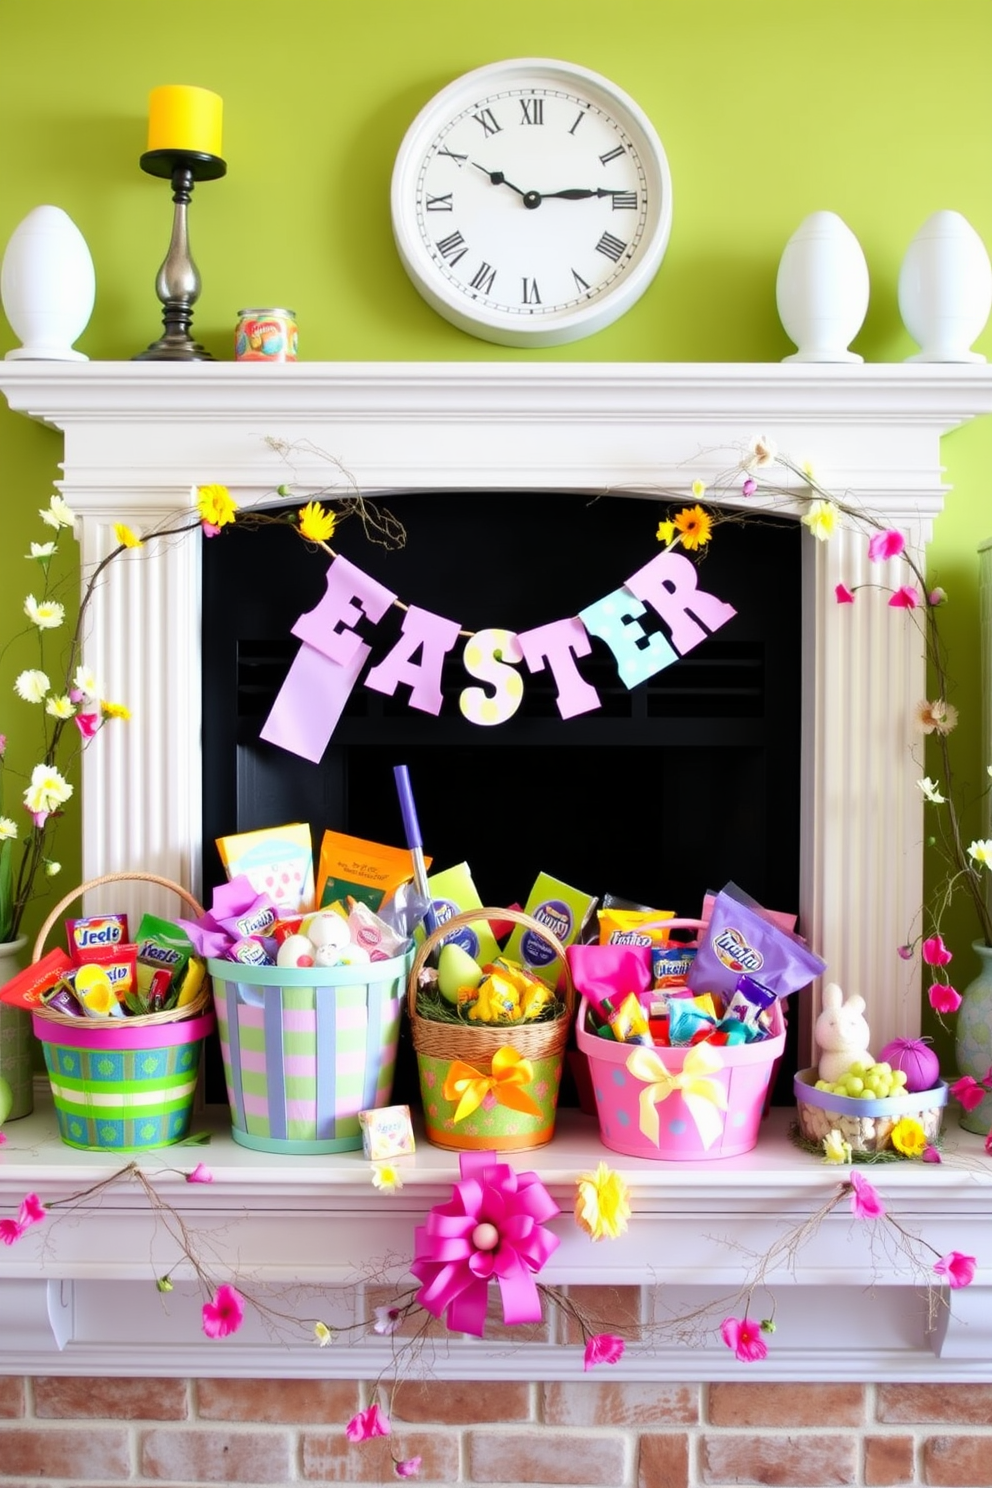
[345,1403,391,1442]
[897,943,915,961]
[835,584,856,604]
[868,528,906,562]
[934,1251,976,1289]
[889,585,920,609]
[928,587,948,607]
[19,1194,45,1227]
[201,1284,245,1339]
[395,1458,422,1479]
[0,1220,25,1245]
[928,983,962,1015]
[922,936,953,968]
[720,1316,768,1363]
[201,522,221,538]
[950,1076,987,1113]
[922,1145,942,1164]
[0,1133,6,1147]
[185,1163,213,1184]
[74,712,100,738]
[583,1333,625,1370]
[742,477,757,496]
[849,1170,886,1219]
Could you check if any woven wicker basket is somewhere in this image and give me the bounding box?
[407,906,575,1151]
[31,871,211,1027]
[29,873,215,1152]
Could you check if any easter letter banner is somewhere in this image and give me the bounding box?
[261,551,737,763]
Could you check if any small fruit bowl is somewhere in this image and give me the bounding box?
[794,1068,948,1155]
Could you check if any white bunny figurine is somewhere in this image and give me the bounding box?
[815,982,872,1084]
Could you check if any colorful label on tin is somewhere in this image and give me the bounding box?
[235,311,298,362]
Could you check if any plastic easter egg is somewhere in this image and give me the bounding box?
[303,911,351,952]
[276,933,315,968]
[876,1037,940,1094]
[337,944,371,966]
[1,204,96,360]
[313,944,343,968]
[437,942,484,1003]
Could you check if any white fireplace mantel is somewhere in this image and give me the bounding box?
[3,359,992,1384]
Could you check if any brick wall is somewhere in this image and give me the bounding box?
[3,1375,992,1486]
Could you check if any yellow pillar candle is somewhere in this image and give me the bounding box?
[147,85,223,157]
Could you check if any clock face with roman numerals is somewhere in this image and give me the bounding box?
[391,59,673,346]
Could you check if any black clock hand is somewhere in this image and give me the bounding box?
[472,163,526,196]
[541,187,618,200]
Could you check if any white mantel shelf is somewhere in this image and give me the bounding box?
[4,360,992,1385]
[2,1092,992,1384]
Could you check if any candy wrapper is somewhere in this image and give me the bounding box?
[688,889,825,1002]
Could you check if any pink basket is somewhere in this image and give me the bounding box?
[575,998,785,1161]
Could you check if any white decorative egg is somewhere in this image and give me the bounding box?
[1,205,96,360]
[898,210,992,363]
[775,210,869,363]
[276,933,315,968]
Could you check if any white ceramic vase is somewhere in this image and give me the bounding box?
[775,211,870,363]
[898,210,992,362]
[1,204,96,361]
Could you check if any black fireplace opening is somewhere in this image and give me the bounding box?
[201,490,803,1104]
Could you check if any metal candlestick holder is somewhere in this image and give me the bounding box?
[133,148,226,361]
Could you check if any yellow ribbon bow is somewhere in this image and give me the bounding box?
[625,1042,729,1150]
[442,1046,543,1124]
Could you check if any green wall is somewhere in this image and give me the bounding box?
[2,1,991,1041]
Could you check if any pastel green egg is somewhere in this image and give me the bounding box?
[437,943,483,1004]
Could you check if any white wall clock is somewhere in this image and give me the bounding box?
[390,58,673,347]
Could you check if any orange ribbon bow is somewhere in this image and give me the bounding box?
[442,1046,543,1124]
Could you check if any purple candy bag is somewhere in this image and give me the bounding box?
[687,890,826,1001]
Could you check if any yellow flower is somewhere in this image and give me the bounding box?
[890,1117,927,1158]
[298,500,337,543]
[969,839,992,868]
[673,505,713,552]
[574,1161,631,1241]
[45,695,75,720]
[656,520,675,546]
[197,484,238,530]
[314,1321,333,1347]
[691,479,707,500]
[822,1129,853,1165]
[801,499,838,542]
[101,701,131,721]
[114,523,143,549]
[371,1163,403,1192]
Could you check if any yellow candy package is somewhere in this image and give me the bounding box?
[597,907,675,948]
[315,829,426,913]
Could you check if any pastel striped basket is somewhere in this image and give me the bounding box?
[208,950,413,1154]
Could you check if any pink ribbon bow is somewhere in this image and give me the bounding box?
[410,1150,561,1337]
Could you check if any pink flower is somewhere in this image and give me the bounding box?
[897,944,915,961]
[185,1163,213,1184]
[0,734,6,755]
[868,528,906,562]
[922,1145,942,1164]
[720,1316,768,1363]
[0,1220,24,1245]
[345,1403,390,1442]
[835,584,856,604]
[583,1333,625,1370]
[928,587,948,607]
[922,936,953,967]
[395,1459,422,1479]
[373,1305,402,1336]
[201,521,222,538]
[849,1170,885,1219]
[928,983,962,1015]
[201,1283,245,1339]
[74,711,100,738]
[1,1192,47,1242]
[888,585,919,609]
[950,1076,987,1113]
[0,1132,6,1147]
[934,1251,976,1289]
[742,477,757,496]
[28,809,50,829]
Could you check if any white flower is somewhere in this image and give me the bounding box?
[14,669,50,703]
[314,1321,333,1347]
[27,542,55,561]
[45,695,75,720]
[745,434,778,469]
[72,665,99,697]
[0,818,17,842]
[823,1129,853,1165]
[38,495,75,530]
[968,840,992,869]
[23,763,73,817]
[373,1305,402,1336]
[371,1163,403,1192]
[918,777,946,804]
[24,594,64,630]
[45,861,61,877]
[691,479,707,499]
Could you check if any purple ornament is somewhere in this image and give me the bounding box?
[877,1037,940,1094]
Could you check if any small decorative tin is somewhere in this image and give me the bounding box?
[235,308,297,362]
